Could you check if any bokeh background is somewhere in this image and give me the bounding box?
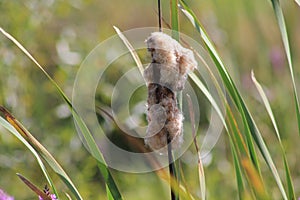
[0,0,299,199]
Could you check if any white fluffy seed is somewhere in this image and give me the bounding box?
[144,32,196,152]
[144,32,197,91]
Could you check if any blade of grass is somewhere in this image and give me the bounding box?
[113,26,144,75]
[170,13,268,198]
[160,18,249,162]
[189,72,227,131]
[251,71,281,142]
[72,105,122,200]
[157,169,195,200]
[0,27,122,200]
[65,193,73,200]
[0,106,80,200]
[160,23,248,159]
[251,71,295,199]
[170,0,179,41]
[179,2,259,167]
[168,22,255,198]
[179,3,259,170]
[187,94,206,200]
[226,105,249,157]
[226,106,266,199]
[241,159,268,199]
[179,2,288,199]
[269,0,300,135]
[230,141,245,200]
[169,3,180,199]
[283,157,295,200]
[174,27,253,198]
[17,173,51,200]
[0,107,59,199]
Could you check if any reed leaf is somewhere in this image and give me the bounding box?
[251,71,295,199]
[0,27,122,200]
[0,107,79,199]
[178,1,288,199]
[269,0,300,135]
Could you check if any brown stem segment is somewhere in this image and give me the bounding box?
[144,31,197,152]
[158,0,162,32]
[144,30,196,200]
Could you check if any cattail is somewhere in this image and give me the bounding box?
[144,32,197,152]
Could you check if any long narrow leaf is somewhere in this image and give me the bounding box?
[169,5,181,199]
[0,116,59,199]
[170,0,179,40]
[179,2,288,199]
[0,108,58,198]
[178,2,260,172]
[113,26,144,75]
[241,159,268,199]
[251,71,295,199]
[187,94,206,200]
[283,157,295,200]
[17,173,51,200]
[0,27,122,200]
[269,0,300,135]
[0,107,80,200]
[230,140,244,199]
[189,73,227,131]
[251,72,281,141]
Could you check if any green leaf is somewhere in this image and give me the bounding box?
[241,158,268,199]
[179,1,288,199]
[0,27,122,200]
[169,5,181,199]
[0,107,79,200]
[179,1,259,170]
[230,140,244,200]
[113,26,144,76]
[0,110,59,199]
[187,94,206,200]
[251,71,295,199]
[284,157,295,200]
[170,0,179,41]
[189,72,227,132]
[269,0,300,135]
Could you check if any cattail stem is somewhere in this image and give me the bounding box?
[158,0,162,32]
[167,136,176,200]
[144,26,196,200]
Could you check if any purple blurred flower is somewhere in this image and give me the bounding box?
[0,189,14,200]
[269,47,285,72]
[38,194,57,200]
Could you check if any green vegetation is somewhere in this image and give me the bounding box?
[0,0,299,199]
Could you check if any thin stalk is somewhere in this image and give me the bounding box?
[157,1,176,200]
[170,1,180,199]
[167,137,176,200]
[158,0,162,32]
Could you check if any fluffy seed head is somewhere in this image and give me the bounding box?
[144,32,197,91]
[144,32,196,152]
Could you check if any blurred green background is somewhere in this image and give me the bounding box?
[0,0,299,199]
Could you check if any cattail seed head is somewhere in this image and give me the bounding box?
[144,32,196,152]
[144,32,197,91]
